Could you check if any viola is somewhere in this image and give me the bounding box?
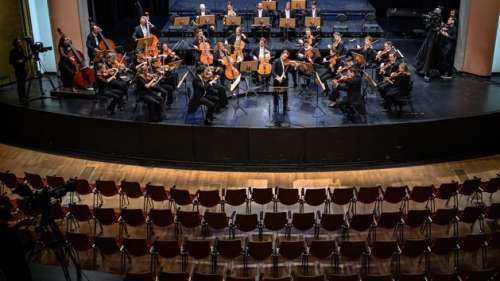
[199,39,214,65]
[57,28,95,89]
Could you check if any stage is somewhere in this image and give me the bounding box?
[1,38,500,170]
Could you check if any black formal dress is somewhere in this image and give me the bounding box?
[439,24,457,76]
[415,12,442,75]
[137,75,163,122]
[272,58,289,112]
[9,47,27,102]
[337,72,363,116]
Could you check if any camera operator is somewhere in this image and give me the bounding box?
[9,38,28,104]
[415,6,443,82]
[0,196,32,281]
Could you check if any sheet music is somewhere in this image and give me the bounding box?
[230,75,241,92]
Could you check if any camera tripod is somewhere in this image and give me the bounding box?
[26,54,57,102]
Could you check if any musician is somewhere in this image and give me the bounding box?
[377,52,400,95]
[329,32,346,57]
[136,63,163,122]
[223,2,238,33]
[415,6,443,81]
[382,63,411,111]
[327,57,356,107]
[188,65,217,125]
[272,50,291,112]
[86,25,101,63]
[306,2,322,32]
[132,16,155,41]
[9,38,28,104]
[297,41,316,64]
[252,38,272,85]
[159,43,179,64]
[195,4,216,34]
[337,66,363,118]
[352,36,376,64]
[375,41,394,63]
[439,16,457,79]
[95,63,125,115]
[299,28,317,47]
[253,2,271,41]
[58,35,76,89]
[320,48,339,92]
[225,26,249,46]
[280,2,296,39]
[214,41,229,84]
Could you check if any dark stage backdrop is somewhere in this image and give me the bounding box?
[368,0,460,17]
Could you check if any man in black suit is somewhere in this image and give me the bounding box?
[225,26,249,46]
[272,50,290,113]
[132,16,155,42]
[86,25,101,63]
[195,3,216,37]
[280,1,296,39]
[188,66,217,125]
[252,2,271,41]
[9,38,28,104]
[305,2,321,32]
[336,67,364,118]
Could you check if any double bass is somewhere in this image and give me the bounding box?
[57,28,96,89]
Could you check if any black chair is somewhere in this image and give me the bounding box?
[0,171,22,192]
[330,188,356,216]
[120,181,144,208]
[67,204,93,233]
[431,208,459,238]
[94,236,121,270]
[232,213,259,238]
[431,237,460,272]
[319,213,348,239]
[460,177,483,205]
[147,209,174,240]
[274,187,300,211]
[460,233,488,269]
[398,273,428,281]
[278,239,305,265]
[46,175,65,188]
[216,239,242,260]
[348,213,376,242]
[158,271,189,281]
[65,232,93,262]
[151,240,182,273]
[94,180,119,208]
[302,188,329,213]
[250,187,275,211]
[409,185,435,211]
[376,211,404,242]
[435,182,459,209]
[121,238,150,273]
[223,188,249,213]
[119,208,146,238]
[203,211,229,237]
[176,210,202,235]
[192,272,223,281]
[382,186,409,213]
[485,203,500,231]
[461,269,497,281]
[368,240,401,275]
[400,239,430,275]
[308,239,336,266]
[73,178,94,203]
[262,212,288,236]
[334,240,369,275]
[290,212,317,237]
[403,209,431,240]
[24,172,47,190]
[170,186,195,209]
[144,184,169,212]
[196,190,222,210]
[430,272,460,281]
[459,205,485,233]
[480,175,500,201]
[355,186,382,215]
[93,208,118,236]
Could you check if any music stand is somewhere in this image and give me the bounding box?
[279,18,296,43]
[177,71,190,105]
[253,17,270,27]
[239,61,260,94]
[262,1,277,11]
[172,17,191,50]
[291,0,306,10]
[305,16,321,27]
[224,16,241,26]
[196,15,216,27]
[137,36,156,51]
[230,75,247,117]
[267,86,289,127]
[312,72,327,117]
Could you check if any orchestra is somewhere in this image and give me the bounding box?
[54,1,419,124]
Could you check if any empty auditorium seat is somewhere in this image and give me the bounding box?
[302,188,329,213]
[196,190,222,210]
[382,186,409,213]
[120,181,144,208]
[203,211,229,237]
[223,188,249,212]
[233,213,259,237]
[330,187,356,215]
[93,208,118,236]
[144,184,169,212]
[170,186,195,209]
[147,208,174,239]
[250,187,275,211]
[275,187,300,211]
[459,205,485,233]
[376,211,404,242]
[95,180,119,208]
[355,186,382,215]
[435,182,459,209]
[460,177,482,205]
[409,185,435,211]
[431,208,459,238]
[119,208,146,238]
[46,175,65,188]
[480,175,500,200]
[24,172,47,190]
[176,210,202,234]
[67,204,93,232]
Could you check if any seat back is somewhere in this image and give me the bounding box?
[95,180,118,197]
[25,172,45,189]
[309,239,335,259]
[278,239,304,261]
[170,187,193,206]
[436,182,459,200]
[121,181,143,198]
[148,209,174,227]
[460,178,482,195]
[320,213,346,231]
[66,232,92,252]
[276,187,300,206]
[402,239,428,258]
[432,208,458,226]
[378,211,403,230]
[69,204,93,222]
[247,240,273,261]
[251,187,274,205]
[410,185,435,203]
[94,208,117,226]
[145,184,168,202]
[46,175,65,188]
[405,210,430,228]
[94,236,120,255]
[235,214,259,232]
[121,208,145,227]
[224,188,248,206]
[197,189,221,208]
[263,212,288,231]
[292,212,315,231]
[357,186,381,204]
[185,239,212,259]
[350,213,375,232]
[75,179,93,195]
[177,210,201,228]
[216,239,242,259]
[204,211,228,230]
[331,187,355,206]
[124,272,153,281]
[372,240,398,259]
[303,188,327,206]
[340,240,367,258]
[123,238,149,257]
[154,240,180,259]
[383,186,408,204]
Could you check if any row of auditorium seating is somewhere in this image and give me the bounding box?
[61,232,500,280]
[2,171,499,213]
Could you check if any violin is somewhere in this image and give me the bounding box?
[199,37,214,65]
[57,28,96,89]
[328,54,338,72]
[305,48,315,63]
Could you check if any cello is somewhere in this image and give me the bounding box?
[257,52,272,76]
[57,28,96,89]
[199,36,214,65]
[222,55,240,81]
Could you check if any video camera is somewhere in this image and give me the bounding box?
[24,36,53,56]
